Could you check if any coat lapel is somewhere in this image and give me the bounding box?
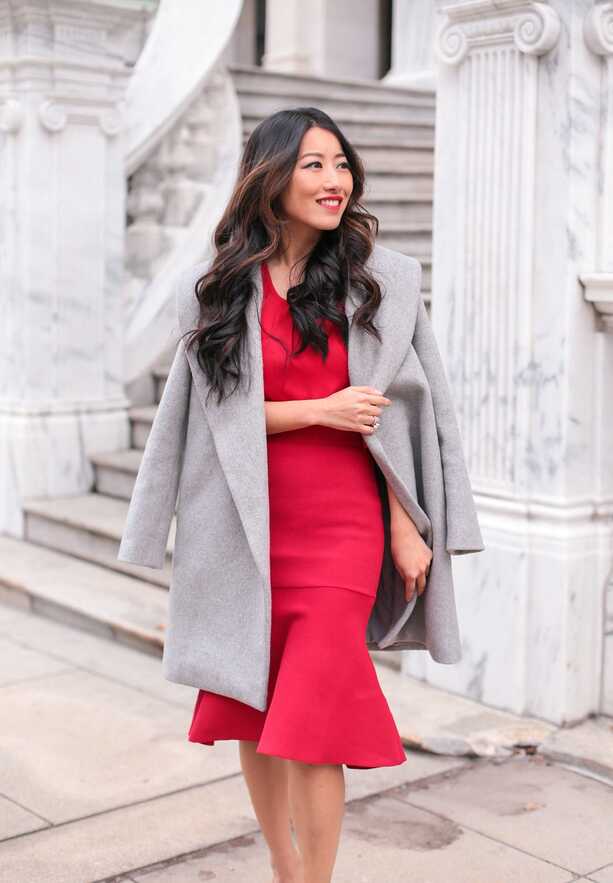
[177,256,417,581]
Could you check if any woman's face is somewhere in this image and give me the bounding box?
[279,126,354,232]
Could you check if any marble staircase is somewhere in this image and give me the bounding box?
[0,360,174,657]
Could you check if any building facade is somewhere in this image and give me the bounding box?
[1,0,611,724]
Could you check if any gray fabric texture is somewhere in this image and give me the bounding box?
[117,243,485,711]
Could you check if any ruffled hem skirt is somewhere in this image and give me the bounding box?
[188,585,407,770]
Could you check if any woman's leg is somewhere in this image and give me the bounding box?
[239,739,303,882]
[287,759,345,883]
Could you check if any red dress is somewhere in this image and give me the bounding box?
[187,261,407,769]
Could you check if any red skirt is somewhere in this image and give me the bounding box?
[188,585,407,769]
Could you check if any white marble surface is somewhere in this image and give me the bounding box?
[0,1,143,534]
[603,633,613,717]
[384,0,437,89]
[123,67,243,385]
[263,0,383,79]
[125,0,243,173]
[430,0,613,722]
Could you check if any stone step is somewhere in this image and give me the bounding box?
[365,196,432,227]
[299,133,436,151]
[376,226,432,255]
[379,219,433,235]
[376,229,432,256]
[0,535,168,656]
[236,90,434,127]
[90,447,143,499]
[363,173,433,201]
[152,363,170,402]
[229,63,435,108]
[242,113,434,144]
[363,151,434,174]
[238,131,435,162]
[128,404,157,450]
[358,144,435,169]
[22,493,172,588]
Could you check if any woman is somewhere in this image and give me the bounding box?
[118,106,484,883]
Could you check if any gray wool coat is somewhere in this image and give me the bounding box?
[117,243,485,712]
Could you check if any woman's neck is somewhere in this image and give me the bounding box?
[270,224,320,277]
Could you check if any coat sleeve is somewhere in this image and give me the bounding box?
[410,260,485,555]
[116,334,192,569]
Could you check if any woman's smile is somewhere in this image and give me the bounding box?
[316,196,344,212]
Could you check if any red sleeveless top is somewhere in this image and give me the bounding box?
[261,261,384,596]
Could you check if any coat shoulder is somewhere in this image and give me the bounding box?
[368,244,424,320]
[369,243,422,274]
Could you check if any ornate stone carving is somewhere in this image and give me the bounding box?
[125,64,231,274]
[584,1,613,56]
[513,4,561,54]
[436,21,469,65]
[0,99,23,133]
[436,1,561,65]
[580,273,613,334]
[99,104,125,137]
[36,100,126,136]
[38,100,67,133]
[126,152,167,278]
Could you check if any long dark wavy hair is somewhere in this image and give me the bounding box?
[182,106,384,406]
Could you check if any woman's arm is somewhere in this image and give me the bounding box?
[386,479,432,601]
[265,386,390,436]
[265,399,321,435]
[385,479,418,533]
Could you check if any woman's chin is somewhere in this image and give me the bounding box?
[310,215,343,231]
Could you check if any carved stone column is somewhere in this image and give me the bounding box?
[262,0,383,79]
[0,1,149,534]
[384,0,437,89]
[412,0,613,724]
[582,0,613,714]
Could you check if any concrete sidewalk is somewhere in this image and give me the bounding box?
[1,601,612,883]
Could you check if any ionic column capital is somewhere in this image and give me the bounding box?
[0,99,23,133]
[584,1,613,57]
[435,0,561,66]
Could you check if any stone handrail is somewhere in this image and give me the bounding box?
[122,0,244,384]
[125,0,243,174]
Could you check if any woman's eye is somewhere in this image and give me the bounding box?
[304,161,351,169]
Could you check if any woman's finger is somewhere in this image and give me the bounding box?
[417,572,427,596]
[404,576,416,602]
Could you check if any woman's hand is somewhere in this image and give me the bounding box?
[315,386,391,434]
[390,519,432,603]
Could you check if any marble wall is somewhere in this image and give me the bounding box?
[406,0,613,723]
[581,0,613,715]
[0,1,149,534]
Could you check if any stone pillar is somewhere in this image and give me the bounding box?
[408,0,613,724]
[384,0,437,89]
[0,1,149,535]
[262,0,382,79]
[581,0,613,715]
[261,0,322,74]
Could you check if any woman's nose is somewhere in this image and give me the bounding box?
[324,170,341,188]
